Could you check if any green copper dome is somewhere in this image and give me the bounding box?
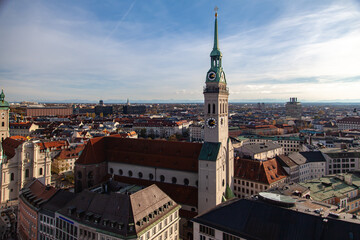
[0,89,10,109]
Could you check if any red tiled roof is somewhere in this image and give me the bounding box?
[2,137,23,160]
[36,140,69,150]
[56,144,85,160]
[234,158,287,185]
[77,136,202,172]
[27,179,57,201]
[10,135,28,141]
[111,174,198,207]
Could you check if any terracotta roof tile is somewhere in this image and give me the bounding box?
[77,136,202,172]
[234,158,287,185]
[28,179,57,200]
[2,137,23,160]
[36,140,69,150]
[56,144,85,160]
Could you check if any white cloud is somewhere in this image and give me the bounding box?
[1,0,360,102]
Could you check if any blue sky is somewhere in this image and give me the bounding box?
[1,0,360,102]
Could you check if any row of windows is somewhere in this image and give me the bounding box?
[199,224,215,237]
[330,170,350,174]
[329,164,355,169]
[331,158,356,163]
[112,168,194,186]
[234,179,268,190]
[207,102,228,114]
[56,217,78,237]
[223,233,240,240]
[40,214,53,225]
[141,212,178,240]
[80,228,96,239]
[39,223,54,235]
[9,168,42,181]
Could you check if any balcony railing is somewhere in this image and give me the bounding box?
[203,86,229,94]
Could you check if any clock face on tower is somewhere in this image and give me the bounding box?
[207,71,216,81]
[206,118,217,128]
[1,112,4,117]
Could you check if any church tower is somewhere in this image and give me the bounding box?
[0,90,10,142]
[198,8,234,214]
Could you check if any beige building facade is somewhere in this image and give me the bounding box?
[1,138,52,203]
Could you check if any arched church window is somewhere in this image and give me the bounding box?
[119,169,123,175]
[138,172,143,179]
[109,168,114,174]
[77,171,82,179]
[184,178,189,186]
[222,179,225,187]
[160,175,165,182]
[25,169,29,178]
[88,171,93,179]
[213,104,215,114]
[149,173,154,180]
[208,104,210,114]
[220,103,222,114]
[128,171,133,177]
[172,177,177,184]
[39,168,43,176]
[26,152,30,159]
[10,173,14,181]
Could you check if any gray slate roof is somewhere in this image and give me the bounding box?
[192,198,360,240]
[242,142,282,154]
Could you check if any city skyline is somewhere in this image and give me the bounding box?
[1,0,360,102]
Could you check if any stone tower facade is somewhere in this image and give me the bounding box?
[198,9,234,214]
[0,90,10,142]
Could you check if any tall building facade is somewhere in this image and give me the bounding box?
[0,90,10,142]
[285,97,302,119]
[198,10,234,214]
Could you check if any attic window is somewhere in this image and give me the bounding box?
[85,212,93,221]
[103,219,108,226]
[268,167,271,171]
[118,223,124,230]
[270,175,274,180]
[94,215,101,224]
[110,221,116,228]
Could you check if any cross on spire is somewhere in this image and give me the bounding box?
[214,6,218,18]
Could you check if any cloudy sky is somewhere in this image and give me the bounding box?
[1,0,360,102]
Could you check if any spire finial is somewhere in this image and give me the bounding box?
[0,89,4,102]
[214,6,218,18]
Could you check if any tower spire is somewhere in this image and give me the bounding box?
[213,6,219,51]
[211,7,222,58]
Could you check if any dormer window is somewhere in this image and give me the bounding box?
[103,219,108,226]
[118,223,124,230]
